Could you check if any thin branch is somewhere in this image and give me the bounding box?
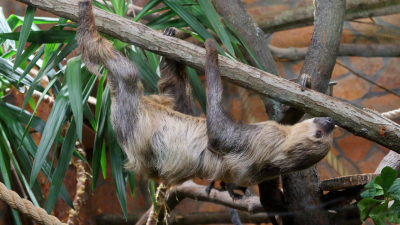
[169,181,264,213]
[255,0,400,33]
[15,0,400,153]
[135,181,265,225]
[269,44,400,61]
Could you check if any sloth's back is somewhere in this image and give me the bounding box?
[121,98,209,185]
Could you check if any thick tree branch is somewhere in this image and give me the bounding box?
[15,0,400,152]
[212,0,283,119]
[270,44,400,61]
[255,0,400,33]
[281,0,346,224]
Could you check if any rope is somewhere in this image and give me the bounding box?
[67,142,87,225]
[0,182,66,225]
[382,108,400,120]
[325,151,349,176]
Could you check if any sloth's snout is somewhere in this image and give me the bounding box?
[314,117,335,133]
[323,117,335,132]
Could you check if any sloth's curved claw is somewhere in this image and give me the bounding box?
[300,73,311,91]
[205,181,215,195]
[163,27,176,37]
[230,193,240,201]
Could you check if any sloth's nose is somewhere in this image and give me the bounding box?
[325,117,333,123]
[323,117,335,132]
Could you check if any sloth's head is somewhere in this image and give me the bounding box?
[283,117,335,171]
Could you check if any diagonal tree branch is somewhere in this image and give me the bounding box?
[15,0,400,153]
[255,0,400,33]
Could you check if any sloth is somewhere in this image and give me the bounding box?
[161,27,250,198]
[77,0,335,188]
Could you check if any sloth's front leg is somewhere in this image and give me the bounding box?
[204,39,256,155]
[158,27,196,116]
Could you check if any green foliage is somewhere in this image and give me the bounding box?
[358,166,400,224]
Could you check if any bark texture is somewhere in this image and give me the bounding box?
[282,167,326,224]
[320,173,378,191]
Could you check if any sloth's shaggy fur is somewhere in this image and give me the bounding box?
[77,0,334,187]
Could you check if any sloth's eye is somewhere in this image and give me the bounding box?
[316,131,323,138]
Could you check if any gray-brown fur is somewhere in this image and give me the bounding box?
[158,28,195,116]
[158,58,195,115]
[77,0,334,187]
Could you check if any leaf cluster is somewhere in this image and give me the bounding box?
[358,166,400,225]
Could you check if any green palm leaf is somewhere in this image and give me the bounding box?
[45,119,78,213]
[12,6,36,74]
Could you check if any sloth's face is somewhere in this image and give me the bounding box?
[289,117,335,141]
[311,117,335,138]
[284,117,335,170]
